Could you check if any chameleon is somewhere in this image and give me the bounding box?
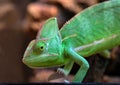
[22,0,120,83]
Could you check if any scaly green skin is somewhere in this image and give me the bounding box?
[23,0,120,82]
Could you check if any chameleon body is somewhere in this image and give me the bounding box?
[23,0,120,82]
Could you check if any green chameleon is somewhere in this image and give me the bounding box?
[23,0,120,82]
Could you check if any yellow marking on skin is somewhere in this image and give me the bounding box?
[62,34,77,41]
[74,34,117,51]
[41,53,59,57]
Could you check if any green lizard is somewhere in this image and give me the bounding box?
[22,0,120,82]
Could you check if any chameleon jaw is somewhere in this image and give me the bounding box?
[22,53,64,68]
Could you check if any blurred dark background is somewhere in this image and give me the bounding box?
[0,0,120,83]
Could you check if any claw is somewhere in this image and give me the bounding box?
[57,68,66,76]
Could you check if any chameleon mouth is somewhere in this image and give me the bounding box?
[39,53,59,57]
[22,53,59,68]
[23,53,58,61]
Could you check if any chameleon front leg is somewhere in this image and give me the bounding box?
[57,60,74,82]
[57,59,74,76]
[48,60,74,81]
[67,48,89,82]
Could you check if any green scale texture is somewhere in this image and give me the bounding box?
[60,0,120,56]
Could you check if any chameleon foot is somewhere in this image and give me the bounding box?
[57,68,67,76]
[48,68,67,81]
[48,72,65,81]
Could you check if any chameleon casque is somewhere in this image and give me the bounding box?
[23,0,120,82]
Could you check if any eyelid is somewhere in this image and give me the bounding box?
[35,40,48,51]
[40,42,47,51]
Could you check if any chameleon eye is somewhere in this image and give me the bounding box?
[33,41,46,55]
[40,46,43,49]
[39,45,44,51]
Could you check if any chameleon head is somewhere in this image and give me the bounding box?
[22,17,65,68]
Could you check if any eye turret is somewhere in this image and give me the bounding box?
[33,41,46,55]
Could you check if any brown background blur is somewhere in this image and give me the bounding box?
[0,0,120,83]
